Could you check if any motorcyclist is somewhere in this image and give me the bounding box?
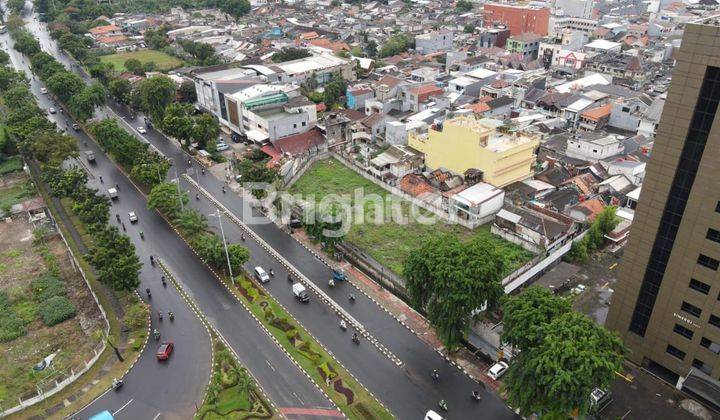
[222,186,226,194]
[438,399,448,411]
[112,378,123,389]
[116,214,120,222]
[168,311,174,321]
[99,176,103,183]
[150,255,155,265]
[196,193,200,200]
[287,274,292,282]
[140,231,144,239]
[340,319,347,330]
[161,276,167,287]
[157,311,163,321]
[352,332,359,343]
[432,369,439,380]
[329,278,335,287]
[153,329,160,340]
[269,268,274,277]
[348,294,356,302]
[146,288,151,298]
[472,390,482,401]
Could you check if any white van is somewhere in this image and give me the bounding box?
[254,266,270,283]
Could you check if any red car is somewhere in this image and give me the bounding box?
[156,341,174,360]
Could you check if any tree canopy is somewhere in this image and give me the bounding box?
[135,75,177,122]
[501,286,572,351]
[503,312,626,418]
[404,234,508,350]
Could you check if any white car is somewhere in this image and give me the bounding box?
[40,87,48,94]
[424,410,445,420]
[487,361,509,380]
[216,142,229,152]
[128,211,138,223]
[49,107,56,114]
[137,126,147,134]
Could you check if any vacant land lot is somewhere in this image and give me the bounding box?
[0,199,103,408]
[0,172,34,214]
[289,158,532,275]
[99,50,183,72]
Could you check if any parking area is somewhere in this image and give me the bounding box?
[569,251,621,325]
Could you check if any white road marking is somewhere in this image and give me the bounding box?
[113,398,134,415]
[265,359,276,371]
[152,412,162,420]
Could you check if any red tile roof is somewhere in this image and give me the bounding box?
[89,24,120,36]
[272,128,325,156]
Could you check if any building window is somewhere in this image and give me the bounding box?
[293,124,297,129]
[701,337,720,354]
[666,344,686,360]
[628,66,720,336]
[690,279,711,295]
[693,358,712,375]
[716,201,720,213]
[673,323,694,340]
[707,228,720,244]
[302,122,306,127]
[710,314,720,328]
[681,301,702,318]
[698,254,720,271]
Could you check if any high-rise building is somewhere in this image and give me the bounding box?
[606,19,720,387]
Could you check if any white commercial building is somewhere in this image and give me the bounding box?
[449,182,505,228]
[415,30,454,54]
[565,134,623,161]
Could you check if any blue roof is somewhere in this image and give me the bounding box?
[89,410,114,420]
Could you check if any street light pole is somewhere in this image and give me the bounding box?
[173,159,184,212]
[212,209,234,284]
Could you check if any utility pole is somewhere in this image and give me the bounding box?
[211,209,234,284]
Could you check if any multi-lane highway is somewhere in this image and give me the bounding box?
[3,6,342,420]
[14,5,520,418]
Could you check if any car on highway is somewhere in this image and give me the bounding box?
[128,211,138,223]
[40,87,48,94]
[254,266,270,283]
[487,360,509,380]
[49,107,56,114]
[216,141,229,152]
[108,187,118,199]
[424,410,445,420]
[156,340,174,360]
[137,126,147,134]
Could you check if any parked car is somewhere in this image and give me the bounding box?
[424,410,445,420]
[84,150,95,162]
[137,126,147,134]
[72,123,80,131]
[254,266,270,283]
[216,142,229,152]
[49,107,56,114]
[487,361,509,380]
[40,87,48,94]
[128,211,138,223]
[156,341,174,360]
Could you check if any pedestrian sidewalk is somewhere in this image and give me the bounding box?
[292,228,502,393]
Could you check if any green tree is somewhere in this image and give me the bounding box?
[0,67,26,91]
[124,58,144,76]
[463,23,475,33]
[72,190,111,227]
[162,103,194,145]
[26,130,78,165]
[272,47,312,63]
[379,33,413,58]
[179,80,197,103]
[45,167,87,197]
[175,209,208,238]
[564,239,589,263]
[191,113,220,150]
[503,312,626,418]
[227,243,250,275]
[7,0,25,14]
[596,206,619,235]
[456,0,473,13]
[46,71,85,103]
[108,77,132,104]
[322,72,347,108]
[87,226,142,291]
[136,75,177,122]
[501,286,571,351]
[129,152,169,188]
[88,61,114,85]
[365,40,378,57]
[221,0,251,20]
[68,89,96,122]
[192,233,224,268]
[404,235,506,350]
[148,181,188,218]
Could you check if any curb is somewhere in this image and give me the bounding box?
[157,260,278,417]
[184,174,403,368]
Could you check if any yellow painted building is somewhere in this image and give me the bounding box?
[408,116,539,187]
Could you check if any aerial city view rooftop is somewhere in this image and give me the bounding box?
[1,0,720,418]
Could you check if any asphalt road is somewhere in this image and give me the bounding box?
[6,9,340,420]
[1,15,211,420]
[19,8,519,419]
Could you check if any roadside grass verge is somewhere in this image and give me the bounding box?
[228,274,393,420]
[289,158,533,275]
[195,338,274,420]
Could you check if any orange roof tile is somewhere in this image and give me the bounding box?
[580,103,612,121]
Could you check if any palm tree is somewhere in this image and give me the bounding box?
[175,209,208,238]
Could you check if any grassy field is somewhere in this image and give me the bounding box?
[289,158,533,275]
[0,209,105,408]
[99,50,183,72]
[0,173,34,213]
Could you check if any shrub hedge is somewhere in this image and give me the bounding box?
[39,296,77,326]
